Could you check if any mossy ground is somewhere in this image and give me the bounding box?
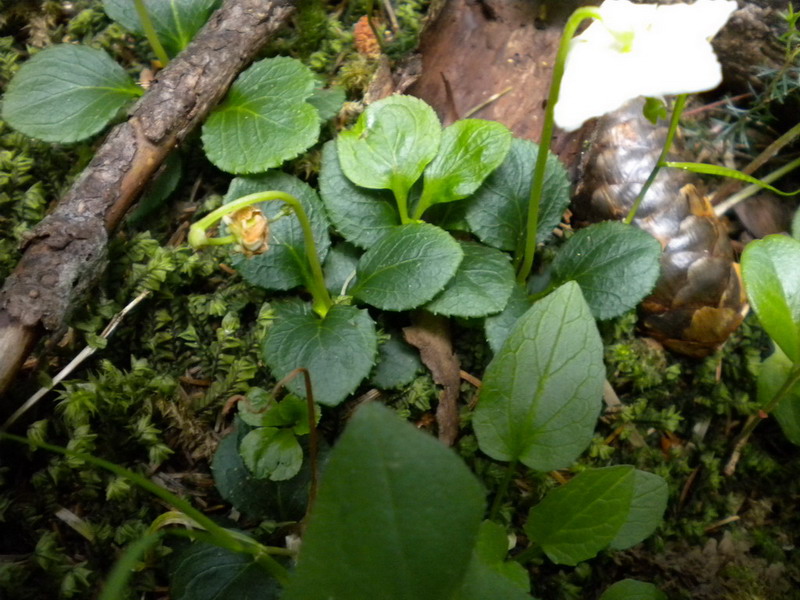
[1,2,799,599]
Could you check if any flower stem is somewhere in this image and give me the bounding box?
[133,0,170,66]
[189,191,333,317]
[624,94,688,224]
[517,6,602,284]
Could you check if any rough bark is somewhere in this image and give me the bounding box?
[0,0,295,398]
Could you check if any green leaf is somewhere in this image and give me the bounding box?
[741,235,800,363]
[609,470,668,550]
[283,402,485,600]
[454,558,535,600]
[473,281,605,471]
[170,541,281,600]
[1,44,141,143]
[128,152,182,225]
[263,302,377,406]
[552,222,661,320]
[599,579,667,600]
[371,332,422,390]
[642,97,667,124]
[211,424,317,521]
[202,57,320,174]
[237,389,315,434]
[792,207,800,240]
[319,140,400,248]
[465,138,570,251]
[425,241,515,318]
[758,344,800,445]
[240,427,303,481]
[225,172,330,291]
[666,161,800,197]
[336,95,441,199]
[415,119,512,218]
[351,222,463,311]
[484,283,533,355]
[323,242,361,296]
[308,86,345,122]
[103,0,220,56]
[525,466,635,565]
[471,521,530,592]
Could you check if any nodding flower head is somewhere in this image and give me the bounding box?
[223,206,270,256]
[554,0,738,132]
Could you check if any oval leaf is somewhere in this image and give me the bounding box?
[758,344,800,446]
[484,283,533,355]
[552,221,661,320]
[741,235,800,363]
[240,427,303,481]
[226,172,330,291]
[1,44,141,143]
[319,140,400,248]
[425,241,515,318]
[336,95,441,198]
[283,402,486,600]
[415,119,512,217]
[473,281,604,471]
[599,579,667,600]
[263,302,377,407]
[170,542,281,600]
[202,57,320,174]
[351,222,463,311]
[465,138,570,251]
[608,470,668,550]
[524,466,635,566]
[103,0,220,56]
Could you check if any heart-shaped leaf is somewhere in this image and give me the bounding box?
[2,44,141,143]
[319,140,400,248]
[240,427,303,481]
[552,221,661,320]
[103,0,220,56]
[425,241,515,318]
[525,466,635,565]
[465,138,570,252]
[414,119,512,218]
[283,402,485,600]
[263,301,377,406]
[473,281,604,471]
[225,172,330,291]
[202,57,320,174]
[741,235,800,363]
[351,222,463,311]
[337,95,441,200]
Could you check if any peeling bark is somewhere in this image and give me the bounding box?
[0,0,295,398]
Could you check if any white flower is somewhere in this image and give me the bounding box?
[554,0,737,132]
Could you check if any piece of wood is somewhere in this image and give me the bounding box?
[0,0,295,399]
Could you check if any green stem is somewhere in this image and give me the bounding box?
[189,191,333,317]
[517,6,602,283]
[488,460,518,520]
[624,94,688,224]
[133,0,170,66]
[395,185,412,224]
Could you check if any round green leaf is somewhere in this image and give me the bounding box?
[525,466,635,566]
[202,57,320,174]
[103,0,220,56]
[226,172,330,291]
[741,235,800,363]
[416,119,512,216]
[425,241,515,318]
[240,427,303,481]
[352,222,463,311]
[1,44,141,143]
[319,140,399,249]
[465,138,570,251]
[263,302,377,407]
[600,579,667,600]
[552,221,661,320]
[336,95,441,198]
[484,283,533,355]
[608,470,668,550]
[371,331,422,390]
[758,344,800,446]
[170,542,282,600]
[473,281,605,471]
[283,403,486,600]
